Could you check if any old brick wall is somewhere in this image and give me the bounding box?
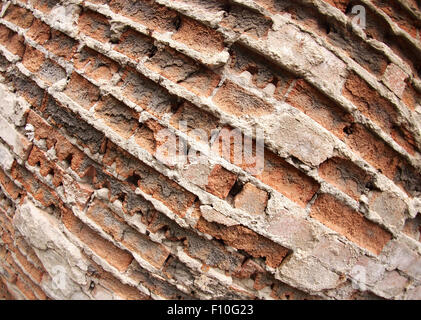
[0,0,420,300]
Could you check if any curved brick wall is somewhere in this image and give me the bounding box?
[0,0,420,300]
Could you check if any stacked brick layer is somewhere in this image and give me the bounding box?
[0,0,420,300]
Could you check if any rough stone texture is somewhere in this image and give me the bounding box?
[0,0,420,301]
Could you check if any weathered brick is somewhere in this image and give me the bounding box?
[74,47,119,81]
[311,193,392,255]
[3,70,46,110]
[368,191,407,228]
[319,157,373,201]
[22,46,45,73]
[233,183,268,215]
[0,25,25,58]
[118,67,175,117]
[145,46,220,97]
[0,168,23,201]
[64,72,101,109]
[229,43,296,100]
[114,28,155,62]
[258,150,319,207]
[86,199,170,269]
[196,217,290,268]
[343,72,416,155]
[62,208,133,272]
[220,3,272,38]
[3,4,34,29]
[286,79,354,140]
[32,0,60,13]
[78,9,111,43]
[28,20,77,60]
[205,165,237,199]
[343,123,421,197]
[213,80,274,116]
[170,101,219,140]
[95,95,139,139]
[172,15,225,55]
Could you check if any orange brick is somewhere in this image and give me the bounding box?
[172,15,225,55]
[286,79,354,140]
[78,9,111,43]
[213,80,274,116]
[206,165,237,199]
[258,151,320,207]
[319,157,373,201]
[343,72,416,155]
[196,217,290,268]
[114,28,155,62]
[22,46,45,73]
[311,193,392,255]
[3,4,34,29]
[74,47,120,81]
[62,209,133,272]
[145,46,220,97]
[64,72,101,109]
[0,25,25,57]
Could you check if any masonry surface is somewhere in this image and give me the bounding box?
[0,0,420,300]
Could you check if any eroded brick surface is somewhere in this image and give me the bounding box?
[0,0,419,301]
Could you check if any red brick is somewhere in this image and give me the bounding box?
[169,101,219,139]
[22,46,45,73]
[32,0,60,13]
[205,165,237,199]
[196,217,290,268]
[343,72,416,155]
[0,25,25,57]
[114,28,155,62]
[220,3,272,39]
[118,67,174,117]
[286,79,354,140]
[87,259,150,300]
[172,15,225,55]
[233,183,268,215]
[103,142,196,217]
[229,44,295,100]
[145,46,220,97]
[310,193,392,255]
[78,10,111,43]
[74,47,120,81]
[319,157,373,201]
[0,168,23,201]
[402,82,421,111]
[211,127,319,207]
[64,72,101,109]
[3,4,34,29]
[86,199,170,269]
[321,0,349,12]
[11,163,62,209]
[213,80,274,116]
[62,208,134,272]
[94,96,139,139]
[109,0,178,33]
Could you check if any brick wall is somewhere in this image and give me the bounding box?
[0,0,420,300]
